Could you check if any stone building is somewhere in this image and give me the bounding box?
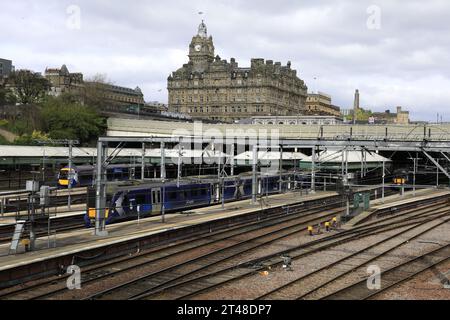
[252,115,343,126]
[90,83,144,108]
[372,106,410,124]
[167,21,308,123]
[45,64,144,108]
[45,64,84,96]
[305,92,341,117]
[144,101,168,113]
[395,106,410,124]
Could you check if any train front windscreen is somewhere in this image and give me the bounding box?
[58,169,70,186]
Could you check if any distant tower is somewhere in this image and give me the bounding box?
[353,89,360,124]
[188,20,215,73]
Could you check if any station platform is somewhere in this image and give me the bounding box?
[0,210,85,227]
[343,188,450,229]
[0,203,86,223]
[0,191,337,273]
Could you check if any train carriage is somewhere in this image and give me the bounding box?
[393,169,409,185]
[85,171,303,227]
[58,164,140,188]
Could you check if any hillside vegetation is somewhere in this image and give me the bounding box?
[0,94,106,146]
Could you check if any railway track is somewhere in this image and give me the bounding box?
[321,244,450,300]
[2,192,448,300]
[133,203,450,300]
[256,211,450,300]
[0,199,345,300]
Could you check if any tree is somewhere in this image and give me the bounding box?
[14,130,50,145]
[83,73,112,109]
[345,108,373,122]
[8,70,50,104]
[0,87,16,106]
[41,96,106,144]
[0,88,7,106]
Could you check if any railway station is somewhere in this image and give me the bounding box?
[0,119,449,300]
[2,0,450,310]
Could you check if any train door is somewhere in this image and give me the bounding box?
[151,188,162,214]
[212,183,220,203]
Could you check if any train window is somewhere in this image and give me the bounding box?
[59,170,69,179]
[191,189,198,196]
[157,191,161,203]
[200,188,207,196]
[135,194,146,204]
[169,192,177,200]
[122,196,129,208]
[184,191,189,199]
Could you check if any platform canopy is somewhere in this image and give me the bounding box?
[0,145,227,165]
[234,151,307,161]
[300,149,391,171]
[306,149,391,163]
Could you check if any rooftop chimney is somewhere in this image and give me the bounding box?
[354,89,360,110]
[353,89,360,124]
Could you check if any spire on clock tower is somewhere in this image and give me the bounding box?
[198,20,208,38]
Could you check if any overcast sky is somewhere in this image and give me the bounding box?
[2,0,450,121]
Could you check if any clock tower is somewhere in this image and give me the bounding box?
[188,20,215,72]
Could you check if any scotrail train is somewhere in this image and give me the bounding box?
[85,172,304,227]
[58,164,141,188]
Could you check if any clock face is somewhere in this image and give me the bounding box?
[194,44,202,52]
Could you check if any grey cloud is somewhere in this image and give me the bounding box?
[1,0,449,121]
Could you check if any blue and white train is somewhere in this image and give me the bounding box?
[58,164,141,188]
[85,173,304,227]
